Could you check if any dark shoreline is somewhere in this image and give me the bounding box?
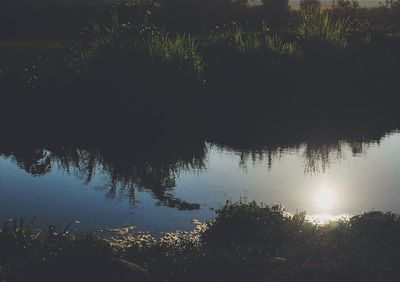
[1,202,400,281]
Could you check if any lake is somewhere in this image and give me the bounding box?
[1,122,400,233]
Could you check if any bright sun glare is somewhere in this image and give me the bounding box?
[314,183,336,210]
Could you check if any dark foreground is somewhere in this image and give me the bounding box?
[1,201,400,282]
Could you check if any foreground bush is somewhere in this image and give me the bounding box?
[2,201,400,281]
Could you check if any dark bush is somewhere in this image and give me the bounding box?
[300,0,321,11]
[261,0,290,26]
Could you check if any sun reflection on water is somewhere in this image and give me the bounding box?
[314,182,337,210]
[307,214,351,225]
[307,181,348,224]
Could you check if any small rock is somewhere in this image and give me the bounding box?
[115,258,152,281]
[270,257,288,264]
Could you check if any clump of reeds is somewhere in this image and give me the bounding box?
[297,6,349,50]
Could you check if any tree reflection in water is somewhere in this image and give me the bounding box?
[1,140,207,211]
[1,119,398,211]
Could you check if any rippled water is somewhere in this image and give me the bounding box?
[1,130,400,233]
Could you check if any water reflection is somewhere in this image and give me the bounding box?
[1,148,52,176]
[313,181,336,210]
[217,126,392,175]
[1,140,207,211]
[0,121,399,231]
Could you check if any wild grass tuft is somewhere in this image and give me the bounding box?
[148,33,204,79]
[298,6,349,50]
[231,27,300,57]
[266,34,302,56]
[73,11,204,85]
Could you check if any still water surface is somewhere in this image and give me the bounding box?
[1,130,400,233]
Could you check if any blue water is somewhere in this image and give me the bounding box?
[1,132,400,233]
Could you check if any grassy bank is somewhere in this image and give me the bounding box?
[1,6,400,132]
[1,1,400,137]
[1,201,400,281]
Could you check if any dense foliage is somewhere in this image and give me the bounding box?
[1,202,400,281]
[0,0,400,143]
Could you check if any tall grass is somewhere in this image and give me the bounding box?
[266,34,302,56]
[231,27,301,57]
[298,6,349,49]
[74,11,204,84]
[148,33,204,79]
[233,27,263,55]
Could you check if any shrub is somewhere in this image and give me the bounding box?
[203,201,294,252]
[261,0,290,26]
[2,204,400,281]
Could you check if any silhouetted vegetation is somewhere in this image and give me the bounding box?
[2,201,400,281]
[1,1,400,132]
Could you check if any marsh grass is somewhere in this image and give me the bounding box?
[266,34,302,56]
[297,6,349,50]
[230,27,301,58]
[1,3,400,129]
[75,11,204,86]
[147,33,204,80]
